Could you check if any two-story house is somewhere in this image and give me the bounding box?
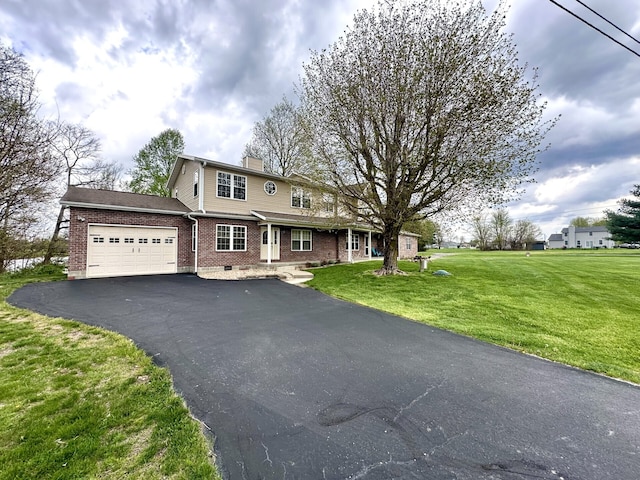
[547,225,614,249]
[61,155,419,279]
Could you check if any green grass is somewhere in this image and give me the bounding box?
[0,265,219,479]
[307,250,640,384]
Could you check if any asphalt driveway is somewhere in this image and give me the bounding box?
[8,275,640,479]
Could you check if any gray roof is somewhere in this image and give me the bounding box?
[251,210,373,230]
[561,226,609,233]
[61,186,190,214]
[548,233,563,242]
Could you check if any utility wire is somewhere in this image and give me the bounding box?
[548,0,640,59]
[574,0,640,46]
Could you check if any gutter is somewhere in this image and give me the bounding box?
[60,201,187,216]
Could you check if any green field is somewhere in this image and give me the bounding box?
[0,266,219,480]
[307,249,640,384]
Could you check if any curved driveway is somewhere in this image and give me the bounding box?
[9,275,640,479]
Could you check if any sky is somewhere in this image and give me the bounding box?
[1,0,639,240]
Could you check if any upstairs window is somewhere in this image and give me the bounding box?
[217,172,246,200]
[322,193,335,213]
[291,187,311,208]
[193,171,199,197]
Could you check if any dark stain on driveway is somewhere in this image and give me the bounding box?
[8,275,640,479]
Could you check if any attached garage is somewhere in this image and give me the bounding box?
[87,225,178,278]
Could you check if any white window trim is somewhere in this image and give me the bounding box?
[291,229,312,251]
[264,181,277,196]
[216,171,247,201]
[347,234,360,250]
[291,187,311,209]
[215,224,247,252]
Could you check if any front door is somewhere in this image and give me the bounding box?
[260,227,280,261]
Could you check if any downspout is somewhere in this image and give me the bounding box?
[198,162,205,213]
[187,214,199,274]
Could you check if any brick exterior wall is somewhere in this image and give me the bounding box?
[67,208,403,277]
[398,234,419,259]
[196,218,262,268]
[279,228,339,263]
[67,207,194,278]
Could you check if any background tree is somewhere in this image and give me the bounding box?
[128,128,184,197]
[605,184,640,243]
[0,44,60,272]
[491,209,512,250]
[300,0,552,274]
[243,97,312,177]
[44,122,122,263]
[469,214,492,251]
[402,218,440,250]
[570,216,607,227]
[510,219,542,250]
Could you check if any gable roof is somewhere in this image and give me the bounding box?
[61,186,190,215]
[168,154,287,189]
[548,233,563,242]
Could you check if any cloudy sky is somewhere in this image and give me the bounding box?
[1,0,639,239]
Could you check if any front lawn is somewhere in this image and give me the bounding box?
[307,250,640,384]
[0,265,219,479]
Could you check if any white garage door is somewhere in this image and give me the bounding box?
[87,225,178,278]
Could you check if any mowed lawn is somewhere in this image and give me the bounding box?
[307,250,640,384]
[0,266,219,480]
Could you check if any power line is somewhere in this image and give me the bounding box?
[548,0,640,59]
[574,0,640,47]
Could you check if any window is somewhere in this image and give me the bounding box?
[193,171,199,197]
[322,193,335,213]
[92,237,104,243]
[599,239,603,245]
[405,238,412,250]
[292,230,312,251]
[109,237,120,244]
[124,238,134,244]
[577,240,581,247]
[589,231,593,236]
[291,187,311,208]
[165,238,174,244]
[216,225,247,251]
[264,181,277,195]
[347,234,360,250]
[138,238,148,244]
[217,172,246,200]
[152,238,161,244]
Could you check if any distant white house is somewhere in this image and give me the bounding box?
[548,225,614,249]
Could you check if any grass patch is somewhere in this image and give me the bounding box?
[307,250,640,384]
[0,265,219,479]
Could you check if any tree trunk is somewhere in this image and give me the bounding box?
[375,223,404,275]
[44,205,66,264]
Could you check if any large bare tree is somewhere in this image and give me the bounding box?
[0,44,60,272]
[300,0,553,274]
[244,97,311,176]
[45,123,122,263]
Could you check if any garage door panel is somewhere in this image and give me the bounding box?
[87,225,178,278]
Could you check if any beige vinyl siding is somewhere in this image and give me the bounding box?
[202,166,333,217]
[173,160,199,211]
